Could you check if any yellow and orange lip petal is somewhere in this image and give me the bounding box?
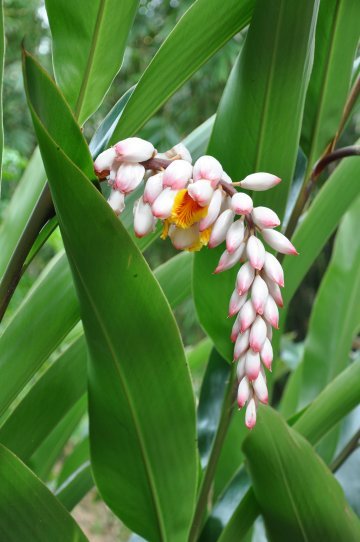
[171,189,208,229]
[186,226,212,252]
[160,219,170,240]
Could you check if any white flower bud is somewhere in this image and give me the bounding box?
[165,143,192,163]
[236,355,246,380]
[251,206,280,229]
[107,189,125,215]
[253,371,268,404]
[263,274,284,307]
[226,218,245,253]
[260,338,273,371]
[263,295,279,328]
[246,235,266,270]
[240,172,281,191]
[238,300,257,333]
[230,315,241,343]
[234,329,250,360]
[231,192,253,215]
[236,262,255,295]
[199,188,223,231]
[228,289,247,318]
[152,187,178,219]
[221,171,233,184]
[251,275,269,315]
[134,197,156,238]
[115,137,154,163]
[115,163,145,193]
[245,397,257,429]
[188,179,214,207]
[94,147,116,175]
[249,316,267,352]
[245,349,261,381]
[143,172,164,204]
[214,243,245,274]
[237,377,250,408]
[208,209,235,248]
[263,252,285,287]
[261,228,298,255]
[193,155,223,187]
[163,159,192,189]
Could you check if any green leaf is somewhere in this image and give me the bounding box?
[301,0,360,166]
[0,444,88,541]
[55,461,93,511]
[110,0,254,142]
[194,0,319,361]
[0,336,86,462]
[282,196,360,417]
[243,407,360,542]
[217,488,258,542]
[45,0,138,124]
[0,1,4,193]
[25,55,197,541]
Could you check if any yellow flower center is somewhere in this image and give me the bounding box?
[170,189,208,229]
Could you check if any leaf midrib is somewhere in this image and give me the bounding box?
[66,249,167,542]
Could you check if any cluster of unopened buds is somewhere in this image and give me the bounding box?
[94,137,298,428]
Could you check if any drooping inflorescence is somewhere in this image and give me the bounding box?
[94,137,298,428]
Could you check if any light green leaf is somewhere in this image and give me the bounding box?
[243,407,360,542]
[0,444,88,541]
[45,0,138,124]
[301,0,360,166]
[110,0,254,142]
[25,54,197,541]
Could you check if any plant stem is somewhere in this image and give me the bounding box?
[189,364,237,542]
[330,429,360,473]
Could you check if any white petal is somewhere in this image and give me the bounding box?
[143,172,164,204]
[134,197,156,238]
[208,209,235,248]
[115,137,154,162]
[107,189,125,215]
[226,218,245,253]
[152,188,178,219]
[251,206,280,229]
[169,224,199,250]
[240,172,281,191]
[193,155,223,187]
[261,228,298,255]
[163,159,192,189]
[199,188,223,231]
[165,143,192,163]
[231,192,253,215]
[115,162,145,193]
[246,235,265,270]
[236,262,255,295]
[249,316,267,352]
[188,179,214,207]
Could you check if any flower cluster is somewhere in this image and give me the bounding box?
[94,137,298,428]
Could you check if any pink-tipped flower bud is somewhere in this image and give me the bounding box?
[264,252,285,287]
[165,143,192,163]
[230,315,241,343]
[263,274,283,307]
[251,275,269,315]
[234,329,250,360]
[134,197,156,238]
[245,397,257,429]
[214,243,245,274]
[260,338,273,371]
[240,172,281,191]
[114,163,145,193]
[94,147,116,176]
[199,188,223,231]
[152,187,178,219]
[237,377,250,408]
[236,262,255,295]
[228,289,247,318]
[169,224,199,250]
[253,371,268,404]
[143,172,164,204]
[107,189,125,215]
[163,159,192,189]
[115,137,154,163]
[188,180,214,207]
[246,235,266,270]
[245,349,261,381]
[249,316,267,352]
[261,228,298,255]
[251,206,280,229]
[236,355,246,380]
[266,321,273,341]
[226,219,245,253]
[231,192,253,215]
[208,209,235,248]
[193,155,223,187]
[238,300,257,333]
[263,295,279,328]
